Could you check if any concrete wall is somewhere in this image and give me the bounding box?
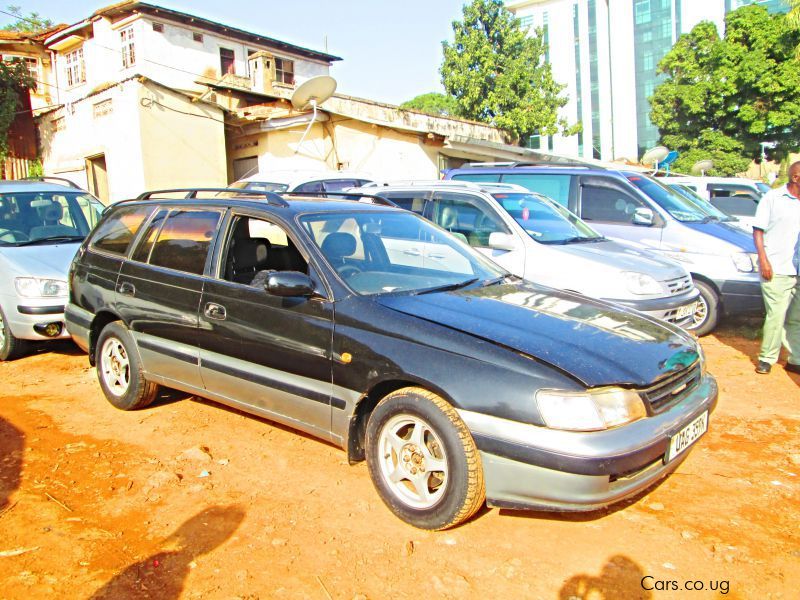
[227,117,442,183]
[38,79,226,201]
[37,79,145,200]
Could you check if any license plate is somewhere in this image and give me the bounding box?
[676,302,697,319]
[666,411,708,463]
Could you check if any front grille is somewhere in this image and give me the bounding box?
[664,275,693,296]
[640,363,702,414]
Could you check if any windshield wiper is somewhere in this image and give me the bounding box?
[560,236,606,244]
[414,277,480,295]
[701,216,720,224]
[480,274,517,287]
[15,235,85,246]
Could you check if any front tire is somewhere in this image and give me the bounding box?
[365,387,485,530]
[687,280,720,337]
[95,321,158,410]
[0,306,29,361]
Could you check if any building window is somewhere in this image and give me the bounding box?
[519,15,533,29]
[120,27,135,68]
[219,47,235,76]
[643,51,655,71]
[65,47,85,88]
[2,55,39,87]
[635,0,651,24]
[193,32,204,43]
[152,22,164,33]
[275,57,294,85]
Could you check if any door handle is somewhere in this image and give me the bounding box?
[204,302,226,321]
[428,253,446,259]
[118,281,135,296]
[403,248,421,256]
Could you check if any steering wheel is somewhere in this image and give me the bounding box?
[0,229,29,242]
[338,264,362,280]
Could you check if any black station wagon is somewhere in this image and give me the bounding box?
[66,189,718,529]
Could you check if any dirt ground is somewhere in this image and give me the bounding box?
[0,319,798,600]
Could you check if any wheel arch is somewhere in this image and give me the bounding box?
[89,310,124,366]
[346,377,459,464]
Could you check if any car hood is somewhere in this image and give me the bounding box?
[683,221,756,252]
[377,282,698,388]
[0,243,80,279]
[559,239,686,280]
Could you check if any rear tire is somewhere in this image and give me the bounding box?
[0,306,29,361]
[365,387,485,530]
[95,321,158,410]
[687,280,720,337]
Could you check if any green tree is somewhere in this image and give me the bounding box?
[400,92,461,118]
[440,0,579,143]
[650,6,800,175]
[0,60,35,159]
[0,5,53,33]
[789,0,800,58]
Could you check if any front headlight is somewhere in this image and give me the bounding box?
[14,277,69,298]
[623,271,662,295]
[536,387,647,431]
[731,252,758,273]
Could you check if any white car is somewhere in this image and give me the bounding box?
[0,179,104,360]
[231,170,375,194]
[349,181,700,329]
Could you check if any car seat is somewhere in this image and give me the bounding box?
[29,203,79,239]
[320,232,357,266]
[229,237,271,284]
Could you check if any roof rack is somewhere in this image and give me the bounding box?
[280,191,397,207]
[22,176,82,189]
[462,158,596,169]
[135,188,289,207]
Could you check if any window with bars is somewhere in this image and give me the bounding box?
[65,47,85,87]
[275,57,294,85]
[120,27,135,68]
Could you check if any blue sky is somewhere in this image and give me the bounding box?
[11,0,469,105]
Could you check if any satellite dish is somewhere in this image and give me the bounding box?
[691,159,714,176]
[657,150,679,175]
[641,146,669,168]
[290,76,337,154]
[291,75,337,110]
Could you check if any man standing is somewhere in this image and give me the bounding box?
[753,161,800,374]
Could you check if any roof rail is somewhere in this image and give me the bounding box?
[135,188,289,207]
[462,158,598,169]
[22,176,82,189]
[281,191,397,207]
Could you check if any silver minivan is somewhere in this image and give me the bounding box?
[0,179,104,360]
[351,182,699,328]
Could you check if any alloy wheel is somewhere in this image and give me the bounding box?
[100,337,131,397]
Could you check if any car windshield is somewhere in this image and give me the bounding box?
[230,181,289,193]
[491,191,603,244]
[665,183,737,222]
[300,210,506,296]
[0,191,105,246]
[626,175,727,223]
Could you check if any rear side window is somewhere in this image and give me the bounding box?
[381,192,427,215]
[580,186,646,223]
[500,174,573,207]
[710,197,758,217]
[90,205,153,255]
[147,210,221,275]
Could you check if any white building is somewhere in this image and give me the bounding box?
[506,0,789,162]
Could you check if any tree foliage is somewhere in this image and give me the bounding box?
[0,60,34,159]
[790,0,800,58]
[440,0,579,143]
[0,5,53,33]
[400,93,462,118]
[650,5,800,176]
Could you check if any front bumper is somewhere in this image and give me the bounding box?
[603,288,700,327]
[2,298,71,341]
[459,373,718,512]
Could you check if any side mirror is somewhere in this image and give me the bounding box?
[632,207,655,226]
[488,231,520,251]
[266,271,316,297]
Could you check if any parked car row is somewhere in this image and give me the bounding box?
[441,163,763,336]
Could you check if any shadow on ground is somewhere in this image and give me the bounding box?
[559,554,651,600]
[89,504,245,599]
[0,416,24,513]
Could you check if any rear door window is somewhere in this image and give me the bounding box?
[580,185,646,224]
[380,191,429,215]
[430,191,509,247]
[147,210,221,275]
[500,174,573,208]
[91,205,154,255]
